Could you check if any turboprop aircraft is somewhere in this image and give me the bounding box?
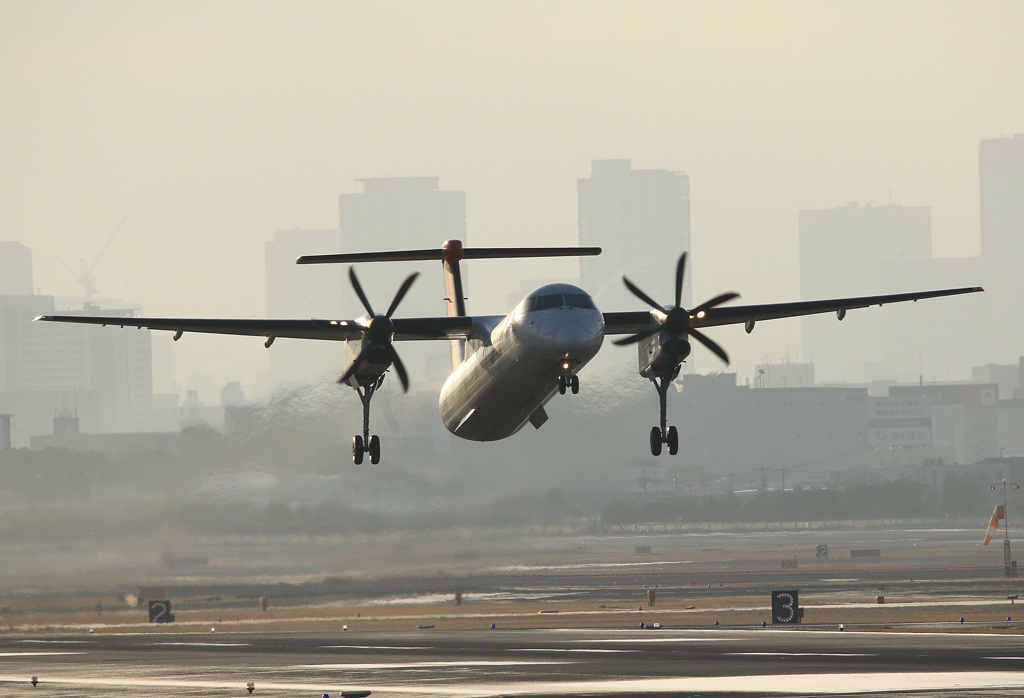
[36,239,982,464]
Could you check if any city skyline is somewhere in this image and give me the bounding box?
[2,2,1020,392]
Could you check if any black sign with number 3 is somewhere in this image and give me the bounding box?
[771,590,799,624]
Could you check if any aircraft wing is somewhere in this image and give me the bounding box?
[33,314,498,342]
[603,286,983,335]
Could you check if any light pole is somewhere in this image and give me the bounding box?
[990,479,1021,577]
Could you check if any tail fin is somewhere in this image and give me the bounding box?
[297,240,602,370]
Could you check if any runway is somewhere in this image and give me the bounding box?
[3,627,1024,697]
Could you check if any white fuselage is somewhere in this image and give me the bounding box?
[438,283,604,441]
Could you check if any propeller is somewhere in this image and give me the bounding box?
[613,252,739,366]
[339,267,420,392]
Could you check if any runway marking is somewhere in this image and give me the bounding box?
[490,561,697,572]
[728,652,874,657]
[429,671,1024,695]
[984,656,1024,660]
[511,648,638,653]
[152,642,252,647]
[1,670,1021,695]
[0,651,87,657]
[578,637,733,643]
[322,645,430,650]
[0,674,373,692]
[300,660,572,669]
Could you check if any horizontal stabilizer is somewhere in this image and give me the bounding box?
[297,244,601,265]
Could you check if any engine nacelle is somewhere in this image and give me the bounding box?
[638,332,690,380]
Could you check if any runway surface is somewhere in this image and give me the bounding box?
[3,627,1024,697]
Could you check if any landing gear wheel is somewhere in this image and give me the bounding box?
[352,435,364,465]
[558,376,567,395]
[667,426,679,455]
[570,375,580,394]
[368,435,381,465]
[649,426,663,457]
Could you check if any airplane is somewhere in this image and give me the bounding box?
[35,239,983,464]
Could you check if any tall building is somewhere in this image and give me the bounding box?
[799,202,932,382]
[0,242,33,295]
[265,228,344,385]
[339,177,467,320]
[877,255,988,383]
[979,134,1024,364]
[264,179,467,388]
[578,160,691,312]
[0,243,157,445]
[0,295,154,445]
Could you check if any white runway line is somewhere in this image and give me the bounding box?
[1,670,1022,695]
[321,645,430,650]
[727,652,874,657]
[511,648,638,653]
[299,660,573,669]
[152,642,252,647]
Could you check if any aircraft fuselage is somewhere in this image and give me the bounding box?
[439,283,604,440]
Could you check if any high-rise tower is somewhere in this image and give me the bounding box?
[578,160,691,312]
[799,202,932,382]
[979,134,1024,363]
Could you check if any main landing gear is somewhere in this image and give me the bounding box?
[352,374,385,465]
[558,374,580,395]
[648,375,679,457]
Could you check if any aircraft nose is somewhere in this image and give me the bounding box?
[553,318,603,357]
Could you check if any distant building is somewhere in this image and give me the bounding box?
[979,134,1024,364]
[676,373,871,475]
[337,177,467,384]
[0,296,155,445]
[0,242,33,295]
[888,383,1001,466]
[0,414,10,450]
[875,255,988,383]
[799,202,932,382]
[264,228,344,384]
[264,179,466,388]
[339,177,466,316]
[972,359,1024,399]
[754,361,815,389]
[578,160,691,312]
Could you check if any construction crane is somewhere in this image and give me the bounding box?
[55,216,126,303]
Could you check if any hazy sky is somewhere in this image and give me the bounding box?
[2,1,1021,393]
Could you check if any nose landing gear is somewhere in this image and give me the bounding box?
[558,374,580,395]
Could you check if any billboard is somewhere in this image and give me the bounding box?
[869,397,932,447]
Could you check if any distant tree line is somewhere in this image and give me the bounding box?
[0,488,586,544]
[600,474,990,526]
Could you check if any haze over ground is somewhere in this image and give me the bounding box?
[2,1,1021,393]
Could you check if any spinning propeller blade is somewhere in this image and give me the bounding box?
[349,267,375,316]
[617,252,738,365]
[689,327,729,364]
[339,269,419,392]
[622,276,664,312]
[386,272,420,318]
[675,252,687,308]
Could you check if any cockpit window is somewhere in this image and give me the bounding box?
[530,294,564,311]
[524,293,595,311]
[564,293,595,309]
